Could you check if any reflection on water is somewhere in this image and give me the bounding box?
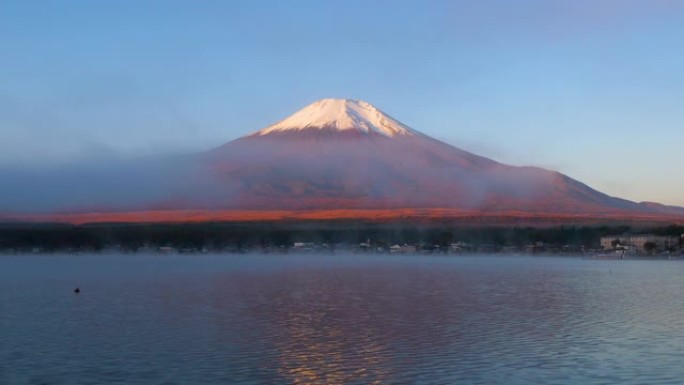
[233,267,569,385]
[2,255,684,384]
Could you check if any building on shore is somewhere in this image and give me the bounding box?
[600,234,679,253]
[389,244,417,253]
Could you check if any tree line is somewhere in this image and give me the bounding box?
[2,222,681,253]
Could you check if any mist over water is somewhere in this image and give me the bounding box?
[0,134,557,213]
[3,254,684,384]
[0,110,674,216]
[0,154,234,213]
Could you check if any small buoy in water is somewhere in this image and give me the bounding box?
[74,287,80,294]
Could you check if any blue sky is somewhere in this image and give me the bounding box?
[2,0,683,205]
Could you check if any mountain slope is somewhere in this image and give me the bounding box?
[199,99,657,216]
[1,98,682,223]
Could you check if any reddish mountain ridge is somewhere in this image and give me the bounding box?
[2,98,683,224]
[199,99,672,215]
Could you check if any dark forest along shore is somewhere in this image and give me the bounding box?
[2,254,684,384]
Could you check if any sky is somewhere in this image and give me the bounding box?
[2,0,683,206]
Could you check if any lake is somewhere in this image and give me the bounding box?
[2,254,684,384]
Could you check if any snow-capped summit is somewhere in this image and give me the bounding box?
[6,97,684,224]
[255,98,417,137]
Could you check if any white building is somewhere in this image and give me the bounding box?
[389,244,417,253]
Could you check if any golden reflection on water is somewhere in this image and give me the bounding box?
[211,267,479,383]
[272,294,388,385]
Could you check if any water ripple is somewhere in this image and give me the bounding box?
[2,255,684,384]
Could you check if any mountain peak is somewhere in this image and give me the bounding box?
[255,98,417,137]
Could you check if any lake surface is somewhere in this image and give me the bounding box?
[2,254,684,384]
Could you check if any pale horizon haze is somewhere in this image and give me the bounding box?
[2,1,683,206]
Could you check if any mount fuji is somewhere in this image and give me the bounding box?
[2,98,683,224]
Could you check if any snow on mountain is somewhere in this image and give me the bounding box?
[255,98,417,137]
[4,97,684,223]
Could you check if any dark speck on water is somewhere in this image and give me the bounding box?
[74,287,80,294]
[2,254,684,384]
